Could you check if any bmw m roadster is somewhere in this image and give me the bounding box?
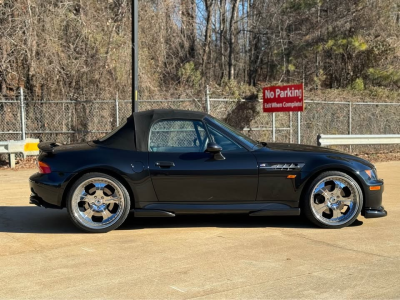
[30,109,386,233]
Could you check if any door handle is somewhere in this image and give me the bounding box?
[155,161,175,168]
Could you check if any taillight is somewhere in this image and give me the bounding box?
[38,161,51,174]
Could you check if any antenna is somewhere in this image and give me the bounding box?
[132,0,139,113]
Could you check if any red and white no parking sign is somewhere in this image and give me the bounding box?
[263,84,304,113]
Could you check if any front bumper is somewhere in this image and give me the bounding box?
[362,178,386,218]
[29,172,75,208]
[364,206,387,218]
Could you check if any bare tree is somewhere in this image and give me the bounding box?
[181,0,197,61]
[202,0,215,81]
[1,0,399,101]
[228,0,239,80]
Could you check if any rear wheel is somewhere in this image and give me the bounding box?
[67,173,131,233]
[303,171,363,228]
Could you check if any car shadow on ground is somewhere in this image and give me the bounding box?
[0,206,81,234]
[0,206,363,234]
[120,213,316,231]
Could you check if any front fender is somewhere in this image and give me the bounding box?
[300,156,383,211]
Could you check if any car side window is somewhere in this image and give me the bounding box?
[207,126,245,152]
[149,120,208,153]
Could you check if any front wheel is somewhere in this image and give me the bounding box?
[67,173,131,233]
[303,171,363,229]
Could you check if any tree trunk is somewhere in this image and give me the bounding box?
[202,0,214,80]
[228,0,239,80]
[219,0,227,82]
[181,0,196,61]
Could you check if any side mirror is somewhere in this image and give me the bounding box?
[206,142,222,153]
[206,143,225,161]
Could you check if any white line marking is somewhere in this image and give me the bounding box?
[170,286,185,293]
[81,247,94,252]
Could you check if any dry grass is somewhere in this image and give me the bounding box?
[0,157,37,171]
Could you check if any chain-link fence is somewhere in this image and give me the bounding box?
[0,97,204,145]
[1,89,400,155]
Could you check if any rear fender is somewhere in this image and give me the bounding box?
[61,167,136,209]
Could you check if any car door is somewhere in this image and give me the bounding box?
[148,119,258,202]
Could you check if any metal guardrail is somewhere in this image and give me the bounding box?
[0,139,40,168]
[318,134,400,147]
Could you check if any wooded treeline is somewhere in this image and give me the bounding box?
[0,0,399,101]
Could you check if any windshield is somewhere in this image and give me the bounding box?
[208,117,261,150]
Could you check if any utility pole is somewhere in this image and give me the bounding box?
[132,0,139,113]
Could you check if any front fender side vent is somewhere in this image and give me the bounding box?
[259,163,305,171]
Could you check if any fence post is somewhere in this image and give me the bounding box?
[20,87,26,140]
[116,92,120,127]
[74,101,78,142]
[272,113,276,142]
[298,111,301,144]
[290,112,293,143]
[349,102,352,135]
[206,85,210,114]
[349,102,352,153]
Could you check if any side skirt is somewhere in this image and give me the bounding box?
[133,203,300,217]
[134,209,175,218]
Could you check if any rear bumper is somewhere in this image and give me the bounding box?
[29,172,75,208]
[30,192,62,209]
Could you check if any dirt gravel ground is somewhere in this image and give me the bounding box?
[0,162,399,299]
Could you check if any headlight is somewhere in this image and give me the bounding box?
[364,168,377,180]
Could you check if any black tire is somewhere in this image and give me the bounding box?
[66,172,131,233]
[302,171,363,229]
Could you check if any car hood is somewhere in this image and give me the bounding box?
[264,143,375,169]
[266,143,343,154]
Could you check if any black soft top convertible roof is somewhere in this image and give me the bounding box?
[96,109,208,152]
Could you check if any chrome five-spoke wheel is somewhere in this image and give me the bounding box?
[304,171,363,228]
[67,173,130,233]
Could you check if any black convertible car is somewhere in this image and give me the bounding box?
[30,109,386,233]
